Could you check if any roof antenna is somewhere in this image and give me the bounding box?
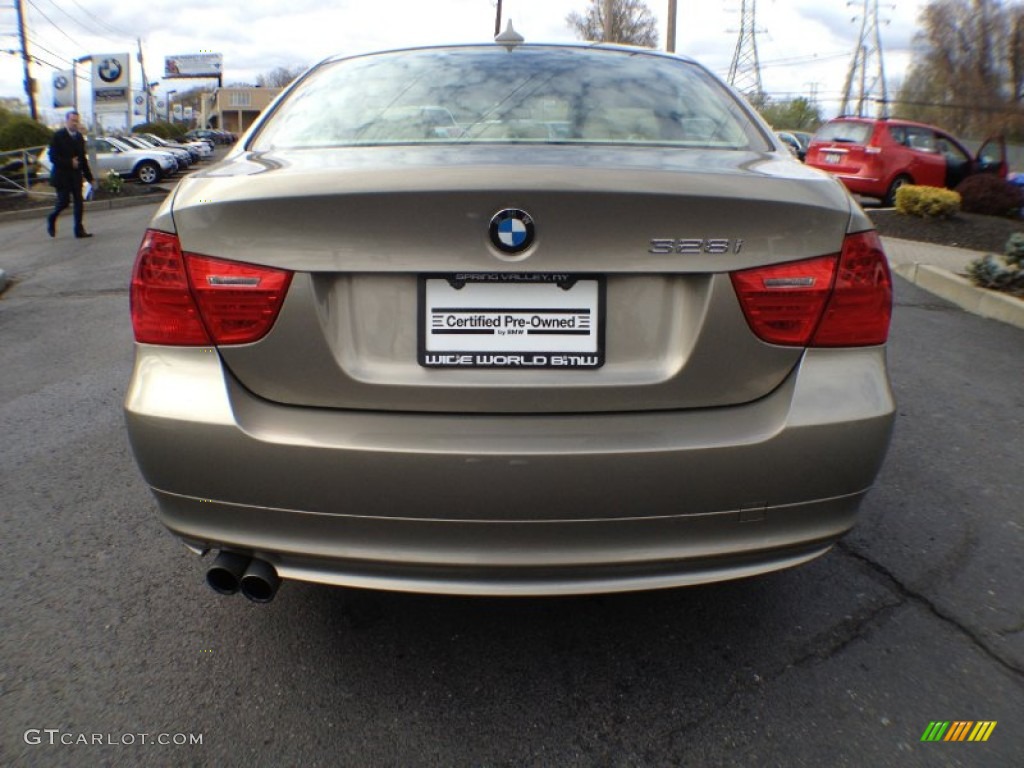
[495,20,524,48]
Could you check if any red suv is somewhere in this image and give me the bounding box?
[805,117,1006,205]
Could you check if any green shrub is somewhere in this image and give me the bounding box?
[954,174,1023,218]
[1004,232,1024,268]
[0,115,52,151]
[966,231,1024,295]
[893,185,961,218]
[99,169,123,195]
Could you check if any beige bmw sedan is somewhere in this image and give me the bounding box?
[125,39,895,602]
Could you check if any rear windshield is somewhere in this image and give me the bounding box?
[812,121,873,145]
[251,46,769,151]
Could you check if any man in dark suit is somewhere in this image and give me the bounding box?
[47,110,94,238]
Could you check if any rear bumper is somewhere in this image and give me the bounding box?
[808,169,882,198]
[833,174,883,197]
[125,345,895,595]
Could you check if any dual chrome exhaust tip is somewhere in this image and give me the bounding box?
[206,551,281,603]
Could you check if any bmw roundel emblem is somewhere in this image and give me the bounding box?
[489,209,535,254]
[98,58,122,83]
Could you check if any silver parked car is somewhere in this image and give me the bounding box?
[126,38,895,602]
[38,136,177,184]
[117,135,192,170]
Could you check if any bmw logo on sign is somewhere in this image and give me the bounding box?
[98,58,123,83]
[489,209,535,254]
[54,75,68,91]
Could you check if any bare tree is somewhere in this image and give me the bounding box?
[897,0,1024,137]
[566,0,659,48]
[256,65,308,88]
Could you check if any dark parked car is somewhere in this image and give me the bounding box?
[805,116,1006,205]
[775,131,805,160]
[186,128,235,145]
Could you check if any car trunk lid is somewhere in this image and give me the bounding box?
[166,146,856,414]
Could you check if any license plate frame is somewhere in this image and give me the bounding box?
[418,273,605,369]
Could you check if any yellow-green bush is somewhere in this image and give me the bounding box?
[894,185,961,218]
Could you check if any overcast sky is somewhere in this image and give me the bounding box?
[1,0,926,126]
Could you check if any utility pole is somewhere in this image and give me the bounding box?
[137,38,151,123]
[494,0,502,37]
[666,0,677,53]
[14,0,38,120]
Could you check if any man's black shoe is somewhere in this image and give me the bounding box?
[75,231,93,239]
[46,217,55,237]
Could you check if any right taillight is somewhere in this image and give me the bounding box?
[131,229,293,346]
[811,230,892,346]
[731,230,892,347]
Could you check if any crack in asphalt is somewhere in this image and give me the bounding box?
[837,542,1024,679]
[658,589,906,743]
[662,544,1023,744]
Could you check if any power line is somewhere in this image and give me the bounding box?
[36,0,102,39]
[67,0,133,41]
[758,51,850,70]
[882,97,1024,116]
[24,0,83,49]
[2,46,63,70]
[25,32,72,66]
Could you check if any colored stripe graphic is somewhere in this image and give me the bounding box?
[969,722,997,742]
[921,721,997,742]
[921,722,949,741]
[944,721,972,741]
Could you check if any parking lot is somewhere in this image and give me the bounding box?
[0,202,1022,766]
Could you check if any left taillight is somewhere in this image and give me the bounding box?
[131,229,293,346]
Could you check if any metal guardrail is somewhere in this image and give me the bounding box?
[0,145,51,197]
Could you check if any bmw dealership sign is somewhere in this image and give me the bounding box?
[52,69,73,108]
[92,53,130,106]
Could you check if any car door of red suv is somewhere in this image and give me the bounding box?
[935,132,974,189]
[975,135,1008,178]
[899,126,946,188]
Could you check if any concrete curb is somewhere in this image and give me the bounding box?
[891,262,1024,330]
[0,190,167,224]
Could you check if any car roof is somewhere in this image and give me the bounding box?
[828,115,949,132]
[319,41,700,68]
